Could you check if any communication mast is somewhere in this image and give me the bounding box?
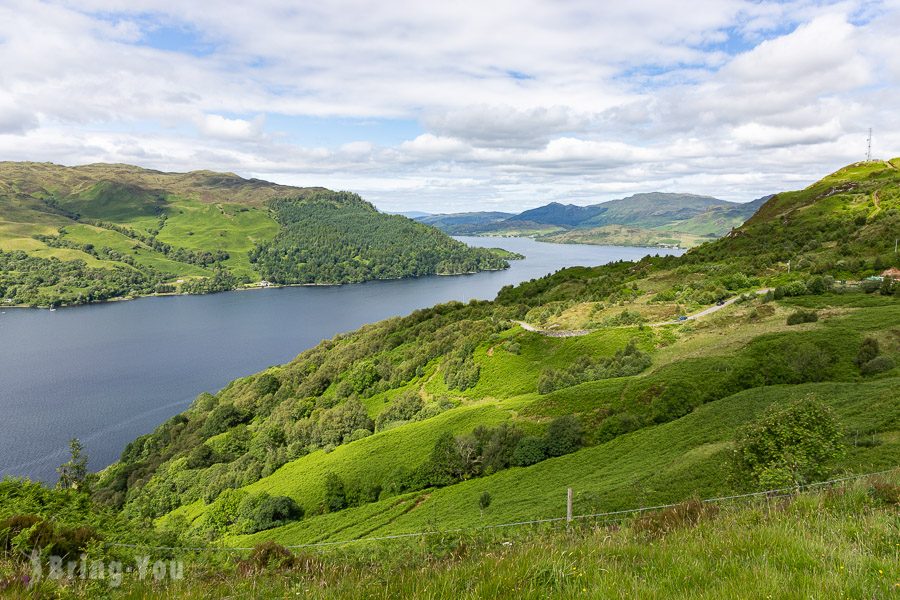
[866,128,872,162]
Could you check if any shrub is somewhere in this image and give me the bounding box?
[443,354,480,391]
[479,423,523,473]
[244,494,303,532]
[344,478,383,506]
[375,390,424,431]
[511,436,547,466]
[595,412,642,442]
[855,337,880,367]
[869,481,900,505]
[202,404,247,437]
[601,309,646,326]
[860,279,881,293]
[315,398,374,446]
[323,472,347,512]
[0,514,41,551]
[632,499,718,537]
[502,340,520,354]
[346,428,373,442]
[255,373,281,396]
[479,491,492,511]
[786,310,818,325]
[426,432,466,486]
[730,396,845,489]
[544,415,583,457]
[237,542,297,574]
[805,275,831,295]
[186,444,219,469]
[860,355,895,376]
[206,488,247,532]
[538,339,651,394]
[780,281,808,297]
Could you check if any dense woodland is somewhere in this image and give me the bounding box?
[0,250,166,307]
[249,192,513,284]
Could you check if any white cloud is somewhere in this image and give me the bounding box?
[0,1,896,212]
[197,114,265,140]
[732,119,845,148]
[399,134,470,158]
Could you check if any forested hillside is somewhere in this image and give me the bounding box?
[0,162,513,306]
[248,192,514,284]
[88,160,899,538]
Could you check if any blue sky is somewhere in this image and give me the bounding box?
[0,0,898,212]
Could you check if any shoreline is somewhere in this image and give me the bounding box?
[460,232,692,250]
[0,265,515,310]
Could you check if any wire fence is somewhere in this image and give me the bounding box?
[101,466,898,554]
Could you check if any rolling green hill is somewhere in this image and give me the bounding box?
[87,160,900,545]
[0,162,513,306]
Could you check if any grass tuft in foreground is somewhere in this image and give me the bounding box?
[4,475,897,598]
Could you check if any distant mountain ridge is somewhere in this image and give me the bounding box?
[417,192,771,247]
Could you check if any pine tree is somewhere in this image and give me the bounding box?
[57,438,88,491]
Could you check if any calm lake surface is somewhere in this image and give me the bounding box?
[0,237,682,481]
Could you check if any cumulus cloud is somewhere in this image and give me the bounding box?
[732,119,844,148]
[425,105,590,148]
[0,0,896,211]
[197,114,265,140]
[0,98,39,135]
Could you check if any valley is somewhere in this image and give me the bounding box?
[417,193,771,249]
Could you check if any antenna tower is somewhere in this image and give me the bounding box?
[866,128,872,162]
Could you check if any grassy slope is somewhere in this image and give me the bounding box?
[690,159,900,275]
[0,163,296,284]
[227,376,898,547]
[5,476,897,598]
[87,159,899,569]
[149,198,279,278]
[234,485,900,599]
[145,296,899,543]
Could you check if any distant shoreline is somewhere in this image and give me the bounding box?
[0,265,516,310]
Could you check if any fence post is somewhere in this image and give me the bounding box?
[566,487,573,525]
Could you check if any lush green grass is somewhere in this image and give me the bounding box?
[226,483,897,600]
[153,198,279,278]
[226,377,898,547]
[62,223,212,277]
[58,181,166,221]
[164,402,513,528]
[458,326,653,400]
[12,474,895,598]
[126,292,897,539]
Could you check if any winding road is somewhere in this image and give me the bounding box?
[515,288,773,337]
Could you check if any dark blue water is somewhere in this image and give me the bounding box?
[0,237,682,481]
